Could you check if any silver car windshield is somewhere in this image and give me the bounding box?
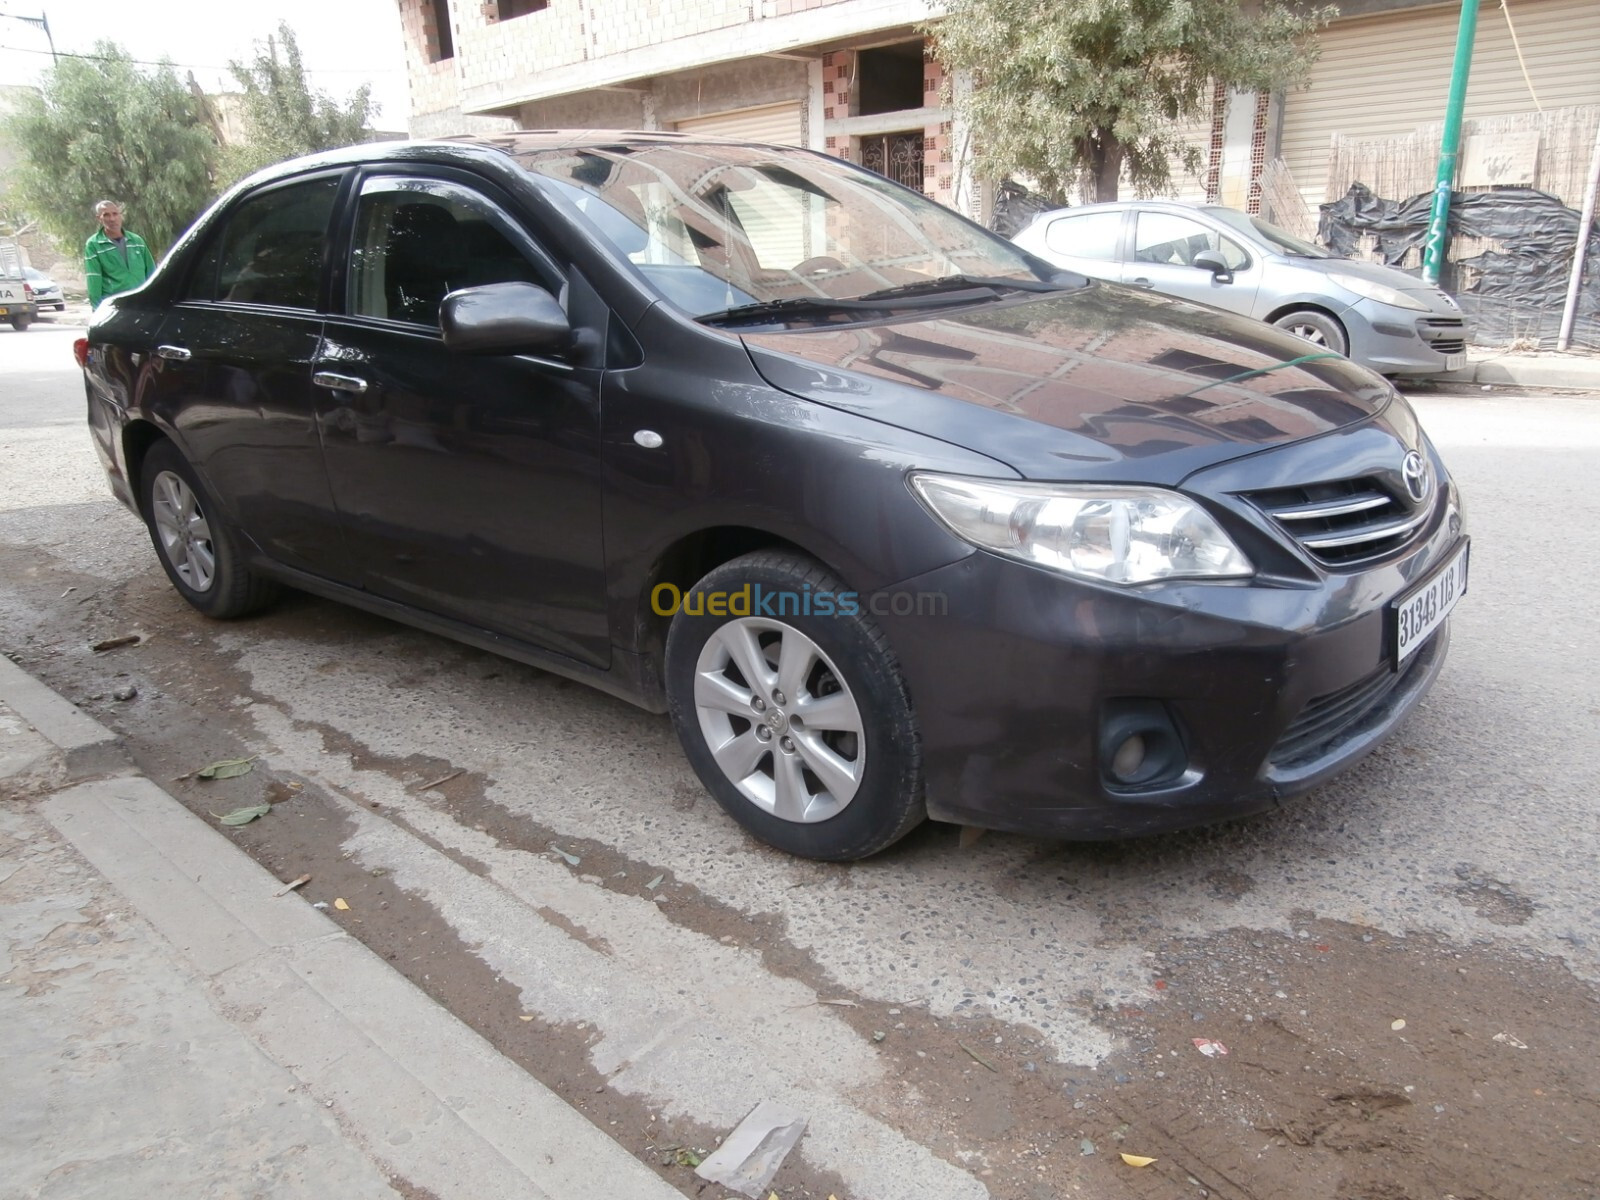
[1204,208,1333,259]
[520,143,1046,316]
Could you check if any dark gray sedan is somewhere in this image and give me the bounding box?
[77,133,1467,860]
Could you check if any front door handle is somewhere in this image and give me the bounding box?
[1129,278,1155,288]
[313,371,368,394]
[155,344,192,361]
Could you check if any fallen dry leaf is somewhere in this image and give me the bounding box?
[275,873,311,896]
[1120,1152,1157,1167]
[333,897,350,911]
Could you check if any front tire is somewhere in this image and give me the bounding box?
[139,440,280,618]
[665,551,925,860]
[1273,309,1347,356]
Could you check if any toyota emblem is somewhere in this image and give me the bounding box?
[1402,450,1431,503]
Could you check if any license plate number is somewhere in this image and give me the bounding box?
[1444,351,1467,371]
[1393,541,1469,665]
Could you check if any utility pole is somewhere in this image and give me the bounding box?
[2,11,57,63]
[1422,0,1480,286]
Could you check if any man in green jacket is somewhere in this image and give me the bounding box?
[85,200,156,308]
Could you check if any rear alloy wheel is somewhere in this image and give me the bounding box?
[665,551,924,860]
[1273,309,1347,356]
[139,440,280,618]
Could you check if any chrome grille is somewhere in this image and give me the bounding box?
[1244,476,1431,566]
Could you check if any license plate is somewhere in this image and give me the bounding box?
[0,306,8,316]
[1393,540,1469,665]
[1444,351,1467,371]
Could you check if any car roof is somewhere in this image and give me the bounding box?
[243,129,793,179]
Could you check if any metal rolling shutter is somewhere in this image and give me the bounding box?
[1281,0,1600,209]
[675,101,804,146]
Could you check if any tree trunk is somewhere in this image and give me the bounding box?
[1090,133,1125,203]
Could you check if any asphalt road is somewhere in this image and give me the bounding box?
[3,322,1597,1198]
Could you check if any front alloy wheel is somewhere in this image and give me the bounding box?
[693,617,866,824]
[666,550,925,860]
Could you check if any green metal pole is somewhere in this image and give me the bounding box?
[1422,0,1481,286]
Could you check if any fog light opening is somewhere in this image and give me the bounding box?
[1099,700,1188,791]
[1110,734,1147,782]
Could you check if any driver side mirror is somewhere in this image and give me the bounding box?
[1191,250,1234,285]
[440,281,574,357]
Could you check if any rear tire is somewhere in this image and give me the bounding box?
[1272,309,1347,356]
[139,440,280,618]
[665,550,925,860]
[9,315,31,331]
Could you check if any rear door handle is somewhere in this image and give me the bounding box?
[313,371,368,395]
[155,344,192,361]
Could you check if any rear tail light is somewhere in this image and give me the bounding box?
[23,283,33,300]
[73,338,90,369]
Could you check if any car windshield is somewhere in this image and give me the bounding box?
[1203,208,1333,259]
[518,142,1050,318]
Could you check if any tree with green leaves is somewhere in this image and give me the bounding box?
[218,22,377,186]
[926,0,1334,204]
[0,44,217,257]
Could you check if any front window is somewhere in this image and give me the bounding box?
[1133,212,1249,271]
[518,143,1048,318]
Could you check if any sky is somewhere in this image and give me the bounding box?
[0,0,412,131]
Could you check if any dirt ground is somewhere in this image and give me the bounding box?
[6,556,1600,1200]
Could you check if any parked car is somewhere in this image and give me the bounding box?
[77,134,1467,860]
[23,266,65,311]
[1011,201,1468,377]
[0,238,38,330]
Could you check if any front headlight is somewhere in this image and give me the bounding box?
[910,474,1253,585]
[1327,272,1429,311]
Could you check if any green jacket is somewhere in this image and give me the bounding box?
[85,228,156,307]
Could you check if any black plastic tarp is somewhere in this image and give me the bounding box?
[1319,184,1600,349]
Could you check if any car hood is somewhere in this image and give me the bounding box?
[1288,255,1460,307]
[742,282,1395,483]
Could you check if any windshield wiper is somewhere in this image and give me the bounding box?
[853,273,1074,302]
[697,296,877,326]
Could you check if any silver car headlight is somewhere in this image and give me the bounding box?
[910,474,1253,585]
[1327,272,1429,312]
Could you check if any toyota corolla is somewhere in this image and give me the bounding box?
[78,132,1468,860]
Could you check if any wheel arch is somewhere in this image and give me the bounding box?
[1264,301,1348,334]
[121,419,170,512]
[629,526,845,699]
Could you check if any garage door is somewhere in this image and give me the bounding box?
[675,101,804,147]
[1281,0,1600,210]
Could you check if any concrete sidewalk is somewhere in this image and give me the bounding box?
[1423,346,1600,390]
[0,654,686,1200]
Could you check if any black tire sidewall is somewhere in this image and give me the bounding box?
[665,553,924,861]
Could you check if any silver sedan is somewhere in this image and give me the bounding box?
[1012,200,1468,377]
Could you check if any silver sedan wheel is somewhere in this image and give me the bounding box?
[150,470,216,592]
[692,617,866,824]
[1284,321,1330,346]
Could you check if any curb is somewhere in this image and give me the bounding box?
[0,653,129,778]
[1421,358,1600,390]
[2,662,685,1200]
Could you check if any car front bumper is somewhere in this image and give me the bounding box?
[1345,301,1469,376]
[874,483,1464,840]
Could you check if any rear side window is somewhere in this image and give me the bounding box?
[1044,211,1124,261]
[189,177,340,308]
